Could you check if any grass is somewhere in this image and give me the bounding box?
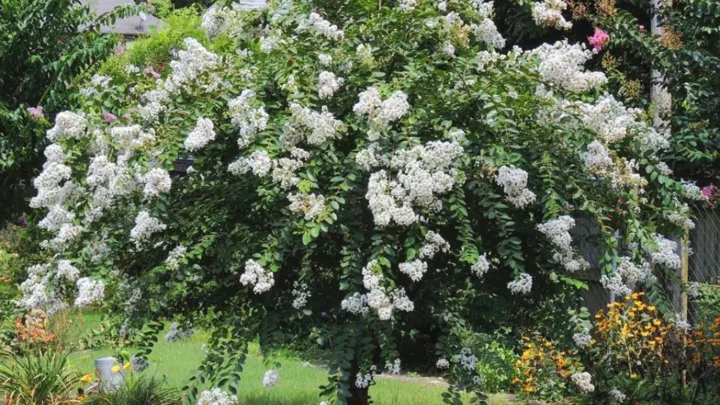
[67,313,514,405]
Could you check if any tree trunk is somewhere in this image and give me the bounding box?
[348,359,370,405]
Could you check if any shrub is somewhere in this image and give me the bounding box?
[21,0,699,404]
[0,348,80,405]
[83,374,180,405]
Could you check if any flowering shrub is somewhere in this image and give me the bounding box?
[512,336,582,401]
[21,0,701,403]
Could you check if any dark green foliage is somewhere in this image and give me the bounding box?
[0,348,81,404]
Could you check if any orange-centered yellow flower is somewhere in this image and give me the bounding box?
[81,373,94,383]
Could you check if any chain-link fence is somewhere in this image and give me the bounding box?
[572,207,720,324]
[688,204,720,324]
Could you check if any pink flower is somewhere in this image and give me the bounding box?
[103,112,117,123]
[27,106,44,120]
[702,185,716,205]
[143,67,160,79]
[639,25,645,32]
[588,28,610,51]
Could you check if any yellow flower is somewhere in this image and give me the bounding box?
[631,373,638,379]
[124,362,132,371]
[77,394,85,402]
[80,373,94,383]
[112,365,121,373]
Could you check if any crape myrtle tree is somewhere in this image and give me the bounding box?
[21,0,702,403]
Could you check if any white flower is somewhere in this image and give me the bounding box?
[471,254,490,277]
[436,358,450,369]
[572,332,592,348]
[288,193,326,221]
[473,18,506,49]
[571,372,595,393]
[185,118,216,152]
[143,168,172,198]
[355,368,375,388]
[197,388,237,405]
[38,205,75,232]
[507,273,533,294]
[229,150,273,177]
[240,259,274,294]
[532,0,573,30]
[354,87,410,132]
[297,12,344,40]
[229,90,269,148]
[419,231,450,259]
[287,103,345,146]
[318,53,333,66]
[130,211,167,246]
[165,245,187,270]
[391,288,414,312]
[531,41,606,93]
[46,112,87,142]
[291,282,311,309]
[399,259,428,282]
[656,162,673,176]
[43,144,65,167]
[341,292,370,315]
[609,388,626,403]
[600,271,632,297]
[56,260,79,282]
[385,358,401,375]
[74,277,105,307]
[262,370,279,388]
[582,140,614,175]
[496,166,536,208]
[318,71,344,99]
[357,43,373,58]
[454,348,478,371]
[398,0,417,12]
[650,234,681,270]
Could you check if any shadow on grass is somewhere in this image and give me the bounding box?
[236,392,320,405]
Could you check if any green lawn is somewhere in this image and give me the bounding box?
[67,313,514,405]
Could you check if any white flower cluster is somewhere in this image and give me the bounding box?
[229,90,269,148]
[600,271,631,297]
[197,388,238,405]
[537,216,588,273]
[287,103,345,146]
[74,277,105,307]
[419,231,450,259]
[262,370,280,388]
[18,264,52,309]
[573,332,592,348]
[130,211,167,247]
[143,168,172,198]
[163,38,219,94]
[240,259,274,294]
[47,111,88,142]
[507,273,533,294]
[229,150,272,177]
[638,126,671,153]
[318,71,344,99]
[353,87,410,139]
[399,259,428,282]
[454,348,478,371]
[357,43,373,59]
[365,141,463,227]
[341,292,370,315]
[272,149,310,189]
[291,281,311,309]
[650,234,681,270]
[165,245,187,271]
[31,161,73,210]
[531,41,607,93]
[398,0,417,12]
[687,281,702,298]
[496,166,536,209]
[358,260,414,319]
[580,95,641,143]
[56,260,80,282]
[532,0,572,30]
[355,367,375,388]
[471,254,490,277]
[472,17,506,49]
[288,193,326,221]
[571,371,595,393]
[201,4,248,38]
[38,205,75,233]
[683,181,705,201]
[318,53,333,66]
[111,125,156,151]
[296,12,344,41]
[43,144,65,167]
[656,162,673,176]
[609,388,626,403]
[436,358,450,369]
[617,256,654,289]
[582,140,614,175]
[185,117,216,152]
[385,358,401,375]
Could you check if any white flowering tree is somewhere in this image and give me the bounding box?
[22,0,702,403]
